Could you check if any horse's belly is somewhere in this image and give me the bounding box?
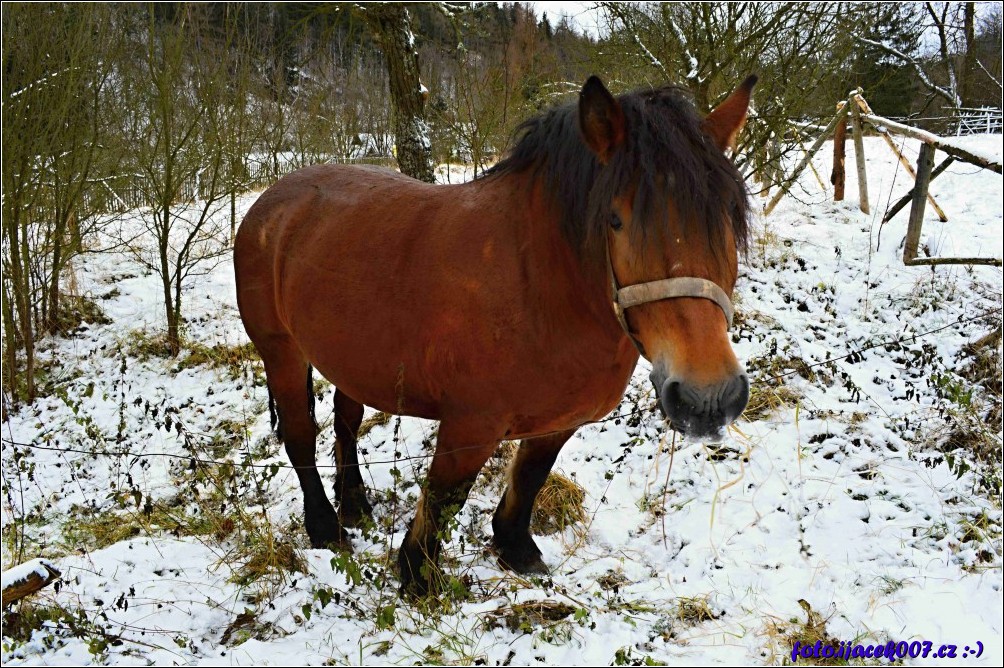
[293,296,636,432]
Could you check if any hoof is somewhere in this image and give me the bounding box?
[494,539,549,575]
[399,575,431,600]
[398,534,441,599]
[309,528,352,552]
[305,506,351,552]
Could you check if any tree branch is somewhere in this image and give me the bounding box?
[854,35,960,108]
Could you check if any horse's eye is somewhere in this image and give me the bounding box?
[610,214,623,231]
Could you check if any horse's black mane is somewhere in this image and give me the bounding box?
[482,85,749,265]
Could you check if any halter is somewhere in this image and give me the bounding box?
[605,237,735,354]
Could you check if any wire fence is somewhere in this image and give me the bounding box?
[73,155,398,217]
[3,307,998,472]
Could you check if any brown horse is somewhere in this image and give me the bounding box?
[234,75,755,596]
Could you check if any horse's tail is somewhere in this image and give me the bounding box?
[306,364,316,425]
[268,385,278,434]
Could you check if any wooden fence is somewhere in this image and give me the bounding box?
[763,91,1002,268]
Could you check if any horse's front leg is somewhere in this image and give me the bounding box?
[398,419,500,597]
[492,429,576,574]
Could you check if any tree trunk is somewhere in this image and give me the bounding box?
[45,208,69,335]
[15,216,36,402]
[167,278,182,358]
[3,211,35,403]
[159,193,181,357]
[960,2,976,107]
[362,5,435,183]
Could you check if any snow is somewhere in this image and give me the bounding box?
[666,17,699,81]
[632,34,668,77]
[2,133,1002,665]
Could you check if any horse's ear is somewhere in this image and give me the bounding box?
[703,75,758,152]
[579,76,625,164]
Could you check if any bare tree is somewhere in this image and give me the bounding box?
[119,6,233,357]
[2,3,120,403]
[854,2,992,115]
[597,2,848,189]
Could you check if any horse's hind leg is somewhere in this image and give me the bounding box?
[398,419,500,597]
[492,429,576,574]
[332,389,373,527]
[263,343,347,549]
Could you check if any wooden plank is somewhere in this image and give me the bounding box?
[2,560,61,608]
[900,144,1000,265]
[858,112,1002,174]
[763,103,849,216]
[854,94,948,220]
[849,94,870,214]
[881,156,956,224]
[831,102,846,201]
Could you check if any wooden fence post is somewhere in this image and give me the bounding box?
[763,103,849,216]
[832,101,846,202]
[903,142,934,264]
[848,92,869,214]
[854,93,948,221]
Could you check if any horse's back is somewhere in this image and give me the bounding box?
[234,164,431,334]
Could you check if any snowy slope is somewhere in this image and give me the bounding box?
[2,135,1001,665]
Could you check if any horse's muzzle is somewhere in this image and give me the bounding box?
[651,368,749,441]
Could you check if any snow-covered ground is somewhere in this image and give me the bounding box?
[3,134,1001,665]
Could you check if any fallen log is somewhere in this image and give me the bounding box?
[2,559,61,607]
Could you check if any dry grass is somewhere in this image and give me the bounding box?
[674,594,719,625]
[764,599,845,665]
[743,352,807,421]
[483,599,577,633]
[530,471,586,537]
[176,341,260,380]
[231,537,306,588]
[53,294,111,334]
[60,497,226,553]
[357,410,392,439]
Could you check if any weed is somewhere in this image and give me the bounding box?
[743,349,807,421]
[219,609,279,646]
[124,330,174,360]
[764,599,845,665]
[175,340,261,382]
[53,294,112,334]
[2,599,115,660]
[612,646,668,666]
[674,594,720,625]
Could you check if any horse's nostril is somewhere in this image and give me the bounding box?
[660,380,684,417]
[724,373,750,420]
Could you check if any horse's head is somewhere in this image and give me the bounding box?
[579,76,756,441]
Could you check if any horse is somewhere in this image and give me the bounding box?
[234,75,756,596]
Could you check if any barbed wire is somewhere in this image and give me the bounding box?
[3,306,999,471]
